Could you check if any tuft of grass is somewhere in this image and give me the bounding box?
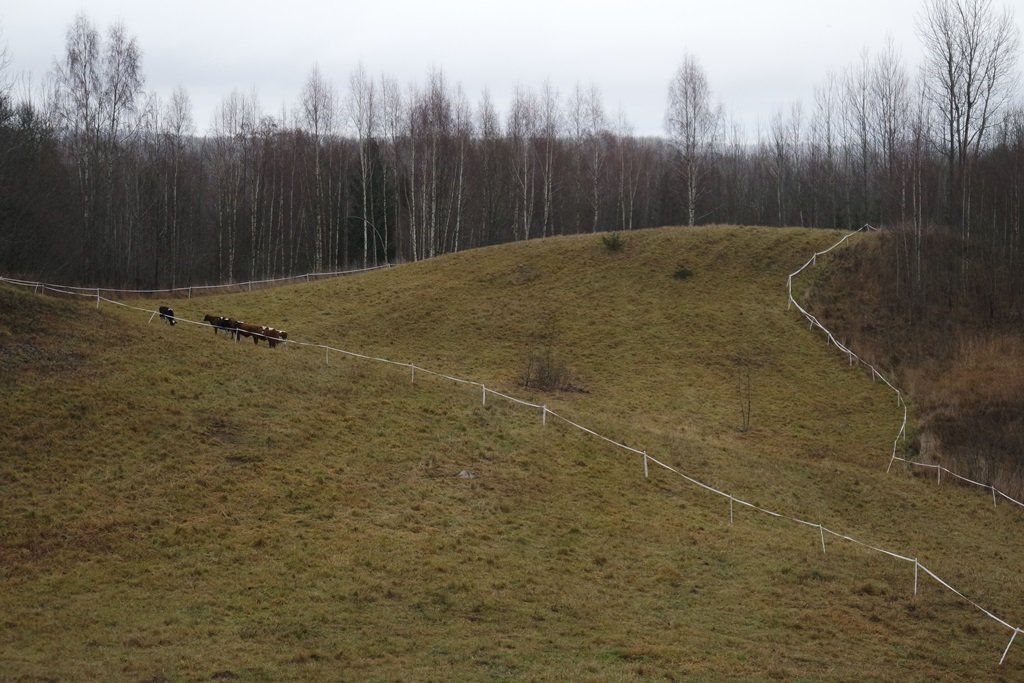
[1,226,1022,681]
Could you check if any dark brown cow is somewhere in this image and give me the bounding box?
[262,327,288,348]
[234,321,264,344]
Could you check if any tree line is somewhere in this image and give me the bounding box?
[0,0,1021,321]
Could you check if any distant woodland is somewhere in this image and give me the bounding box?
[0,0,1021,323]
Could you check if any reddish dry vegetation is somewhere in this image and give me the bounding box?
[808,229,1024,496]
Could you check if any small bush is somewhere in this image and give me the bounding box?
[673,265,693,279]
[520,348,573,391]
[601,232,625,252]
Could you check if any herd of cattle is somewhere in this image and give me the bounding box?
[157,306,288,348]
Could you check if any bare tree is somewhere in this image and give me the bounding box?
[300,64,336,272]
[450,85,472,252]
[842,49,876,226]
[810,71,841,226]
[613,109,641,230]
[917,0,1021,234]
[475,87,503,246]
[160,85,194,286]
[50,15,102,279]
[537,80,561,237]
[379,73,402,260]
[665,54,722,226]
[0,24,12,102]
[583,84,608,232]
[50,15,144,283]
[766,102,804,226]
[871,38,911,224]
[211,89,248,281]
[348,62,376,266]
[507,84,536,240]
[566,84,587,232]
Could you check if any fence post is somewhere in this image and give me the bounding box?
[96,289,100,309]
[411,364,416,384]
[938,467,941,485]
[729,496,734,525]
[324,346,329,366]
[188,286,192,299]
[1000,628,1020,666]
[914,559,919,597]
[482,385,487,406]
[993,485,998,508]
[819,524,826,554]
[542,405,547,426]
[643,451,649,479]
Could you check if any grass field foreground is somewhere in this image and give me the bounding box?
[2,226,1023,681]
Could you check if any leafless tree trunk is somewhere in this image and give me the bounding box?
[348,62,376,267]
[300,65,336,272]
[476,88,501,246]
[842,50,875,226]
[918,0,1021,234]
[380,74,402,262]
[584,85,607,232]
[665,55,721,226]
[508,85,536,240]
[538,80,560,238]
[811,72,840,227]
[161,85,193,287]
[871,38,910,224]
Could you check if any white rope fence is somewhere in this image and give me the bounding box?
[0,263,390,300]
[4,259,1023,664]
[786,225,1024,513]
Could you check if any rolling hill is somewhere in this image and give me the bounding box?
[2,226,1022,681]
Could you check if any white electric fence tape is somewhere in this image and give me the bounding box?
[3,229,1022,664]
[0,263,390,298]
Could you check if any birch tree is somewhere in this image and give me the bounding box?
[507,84,536,240]
[537,80,561,237]
[160,85,194,286]
[665,54,721,226]
[300,64,336,272]
[348,62,376,266]
[51,15,144,282]
[380,73,402,261]
[51,15,104,279]
[476,88,502,246]
[583,85,608,232]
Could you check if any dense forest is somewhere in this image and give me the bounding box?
[0,0,1021,322]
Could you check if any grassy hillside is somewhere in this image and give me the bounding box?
[2,226,1023,681]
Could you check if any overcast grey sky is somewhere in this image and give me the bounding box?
[1,0,934,137]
